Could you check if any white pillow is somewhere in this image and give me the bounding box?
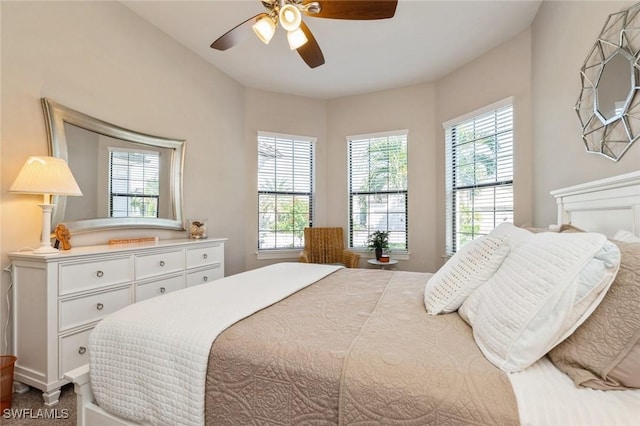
[457,282,481,325]
[488,222,533,248]
[464,232,620,372]
[458,223,533,324]
[423,235,509,315]
[613,229,640,243]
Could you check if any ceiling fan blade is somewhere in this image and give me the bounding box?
[303,0,397,20]
[210,13,267,51]
[296,21,325,69]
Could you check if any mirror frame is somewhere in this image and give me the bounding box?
[42,98,186,233]
[575,3,640,161]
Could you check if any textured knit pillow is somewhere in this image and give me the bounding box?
[467,232,620,372]
[549,240,640,389]
[423,235,509,315]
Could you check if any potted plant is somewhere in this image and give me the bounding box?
[367,230,389,260]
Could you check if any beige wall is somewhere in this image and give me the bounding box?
[3,0,639,355]
[244,22,531,275]
[327,84,437,272]
[0,1,246,353]
[532,0,638,226]
[435,28,533,264]
[324,28,532,273]
[242,88,328,271]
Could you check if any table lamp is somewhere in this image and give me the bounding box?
[9,156,83,254]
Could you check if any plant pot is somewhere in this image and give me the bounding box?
[375,248,382,260]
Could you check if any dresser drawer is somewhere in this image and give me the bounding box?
[186,264,224,287]
[59,328,92,379]
[59,286,133,332]
[136,274,185,302]
[135,250,185,280]
[186,243,223,269]
[59,256,133,295]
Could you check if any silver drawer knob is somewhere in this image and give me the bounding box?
[78,346,87,355]
[159,260,165,267]
[160,287,166,294]
[203,276,208,282]
[96,270,104,278]
[203,254,208,259]
[96,303,104,311]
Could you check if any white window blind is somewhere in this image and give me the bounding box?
[348,130,408,250]
[109,149,160,218]
[258,132,315,250]
[445,102,514,254]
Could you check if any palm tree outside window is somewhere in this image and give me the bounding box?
[348,130,408,251]
[444,99,514,255]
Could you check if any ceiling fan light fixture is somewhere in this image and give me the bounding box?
[279,4,302,31]
[287,27,308,50]
[302,2,321,15]
[210,0,398,69]
[252,15,276,44]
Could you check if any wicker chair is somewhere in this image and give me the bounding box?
[298,227,361,268]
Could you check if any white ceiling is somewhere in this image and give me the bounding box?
[122,0,542,100]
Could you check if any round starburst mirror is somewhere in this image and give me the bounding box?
[575,3,640,161]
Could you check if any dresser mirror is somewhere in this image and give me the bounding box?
[42,98,186,233]
[575,3,640,161]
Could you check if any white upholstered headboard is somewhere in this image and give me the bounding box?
[551,171,640,238]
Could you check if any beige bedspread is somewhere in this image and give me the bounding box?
[205,268,519,425]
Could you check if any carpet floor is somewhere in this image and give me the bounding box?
[2,384,76,425]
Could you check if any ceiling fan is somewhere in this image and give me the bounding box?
[210,0,398,69]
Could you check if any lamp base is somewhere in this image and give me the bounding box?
[35,203,59,255]
[33,244,59,255]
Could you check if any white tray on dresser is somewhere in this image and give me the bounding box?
[8,237,226,405]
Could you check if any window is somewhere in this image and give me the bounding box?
[109,149,160,218]
[445,100,514,255]
[258,132,315,250]
[348,130,408,250]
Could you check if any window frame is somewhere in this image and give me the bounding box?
[108,147,161,218]
[444,97,514,255]
[347,129,409,253]
[257,131,316,254]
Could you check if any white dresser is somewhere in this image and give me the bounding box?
[8,238,226,405]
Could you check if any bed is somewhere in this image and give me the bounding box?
[66,171,640,426]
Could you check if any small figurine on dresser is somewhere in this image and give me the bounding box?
[188,220,207,239]
[54,224,72,250]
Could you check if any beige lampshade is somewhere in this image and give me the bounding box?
[10,156,82,196]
